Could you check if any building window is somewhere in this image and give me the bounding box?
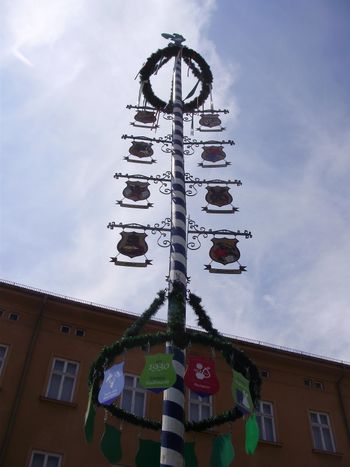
[0,345,9,376]
[46,358,79,402]
[256,401,276,442]
[120,374,146,417]
[188,391,212,422]
[60,325,70,334]
[309,411,336,452]
[304,379,324,391]
[75,328,85,337]
[29,451,62,467]
[8,313,19,321]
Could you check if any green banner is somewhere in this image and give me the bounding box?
[232,370,253,413]
[139,353,176,389]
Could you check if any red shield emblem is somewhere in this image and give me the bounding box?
[117,231,148,258]
[209,238,240,265]
[134,111,157,124]
[199,114,221,128]
[201,146,226,163]
[129,141,154,158]
[205,186,232,207]
[123,181,150,202]
[185,356,219,396]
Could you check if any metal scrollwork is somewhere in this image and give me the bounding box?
[184,173,202,197]
[187,219,209,250]
[154,172,171,195]
[151,218,171,248]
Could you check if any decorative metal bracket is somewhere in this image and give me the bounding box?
[114,172,172,196]
[187,219,252,251]
[122,135,235,157]
[107,219,172,248]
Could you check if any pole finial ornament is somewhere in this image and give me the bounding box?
[161,32,186,45]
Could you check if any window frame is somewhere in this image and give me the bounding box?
[309,410,336,452]
[29,450,62,467]
[256,400,277,442]
[0,344,9,377]
[46,357,79,403]
[120,373,146,417]
[188,390,213,422]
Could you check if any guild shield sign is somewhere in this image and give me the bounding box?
[98,362,125,405]
[184,356,219,396]
[117,231,148,258]
[123,181,150,202]
[134,110,157,124]
[199,114,221,128]
[139,353,176,391]
[129,141,154,158]
[201,146,226,163]
[209,238,240,265]
[205,186,233,207]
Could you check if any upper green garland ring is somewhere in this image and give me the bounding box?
[139,45,213,113]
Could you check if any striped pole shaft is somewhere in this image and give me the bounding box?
[160,50,187,467]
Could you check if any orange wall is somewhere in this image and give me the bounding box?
[0,283,349,467]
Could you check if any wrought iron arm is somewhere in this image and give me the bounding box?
[107,219,172,248]
[187,219,252,250]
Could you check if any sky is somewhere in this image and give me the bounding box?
[1,0,350,362]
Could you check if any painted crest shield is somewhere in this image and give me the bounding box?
[123,181,150,202]
[199,114,221,128]
[134,110,157,124]
[184,356,219,396]
[98,362,125,405]
[201,146,226,163]
[205,186,233,207]
[129,141,154,158]
[117,231,148,258]
[209,238,240,265]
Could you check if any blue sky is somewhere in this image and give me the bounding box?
[1,0,350,361]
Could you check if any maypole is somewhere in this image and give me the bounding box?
[85,33,262,467]
[160,39,186,466]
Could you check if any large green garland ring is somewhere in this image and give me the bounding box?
[89,328,261,432]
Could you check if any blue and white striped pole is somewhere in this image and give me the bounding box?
[160,48,187,466]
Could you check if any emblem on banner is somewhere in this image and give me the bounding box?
[123,181,151,202]
[209,238,240,265]
[205,186,233,207]
[129,141,154,158]
[117,231,148,258]
[184,356,219,396]
[232,370,254,414]
[134,110,157,125]
[139,353,176,392]
[98,362,125,405]
[199,114,221,128]
[201,146,226,163]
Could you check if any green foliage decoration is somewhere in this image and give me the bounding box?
[88,282,262,432]
[138,45,213,113]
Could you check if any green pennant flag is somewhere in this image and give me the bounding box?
[245,414,259,455]
[84,387,95,444]
[210,433,235,466]
[100,423,122,464]
[139,353,176,390]
[232,370,253,414]
[185,442,198,467]
[135,439,160,467]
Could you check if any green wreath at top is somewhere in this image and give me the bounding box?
[88,283,261,432]
[139,45,213,114]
